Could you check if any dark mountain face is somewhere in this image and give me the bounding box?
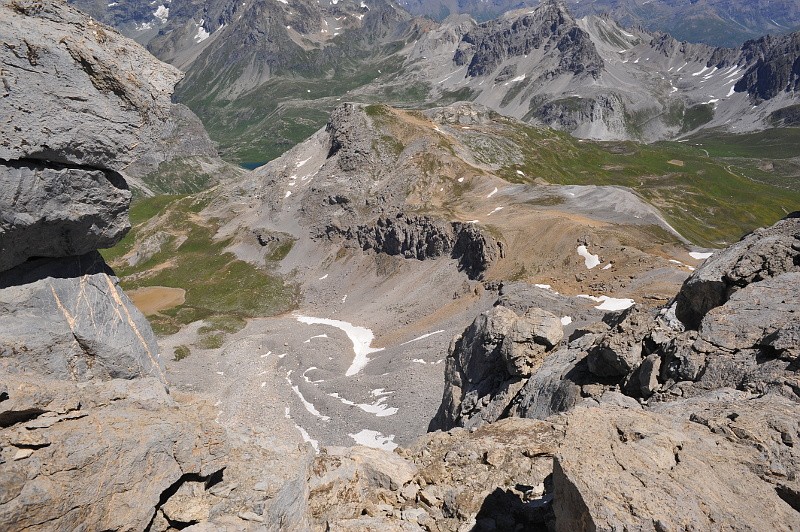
[734,32,800,102]
[453,2,603,78]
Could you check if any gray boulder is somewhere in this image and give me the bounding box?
[0,160,130,273]
[586,307,654,378]
[500,308,564,377]
[0,0,216,270]
[432,305,564,430]
[0,252,165,383]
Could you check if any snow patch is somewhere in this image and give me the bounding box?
[287,371,329,421]
[319,274,328,280]
[577,295,635,311]
[194,20,210,42]
[304,334,328,343]
[689,251,713,260]
[577,245,601,269]
[154,5,168,23]
[349,429,397,450]
[487,207,503,216]
[294,424,319,453]
[296,315,383,376]
[561,316,573,326]
[401,330,445,345]
[487,187,498,198]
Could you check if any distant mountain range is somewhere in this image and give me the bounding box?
[396,0,800,48]
[67,0,800,164]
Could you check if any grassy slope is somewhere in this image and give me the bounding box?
[102,194,297,337]
[492,124,800,247]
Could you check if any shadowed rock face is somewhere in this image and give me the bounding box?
[454,1,603,79]
[328,213,502,280]
[0,160,131,273]
[0,0,181,383]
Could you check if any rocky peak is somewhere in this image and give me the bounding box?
[453,0,602,78]
[734,31,800,101]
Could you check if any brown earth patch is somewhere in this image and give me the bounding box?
[128,286,186,316]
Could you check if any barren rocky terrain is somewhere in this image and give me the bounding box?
[1,0,799,530]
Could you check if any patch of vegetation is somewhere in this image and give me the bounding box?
[499,82,526,108]
[142,157,217,195]
[685,128,800,159]
[497,123,800,247]
[267,239,295,262]
[101,195,298,336]
[365,104,391,117]
[434,87,477,107]
[197,332,225,350]
[680,104,715,133]
[173,345,190,362]
[525,195,566,206]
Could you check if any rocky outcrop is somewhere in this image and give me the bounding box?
[328,213,503,280]
[0,159,131,273]
[553,398,800,530]
[0,0,177,270]
[454,0,603,79]
[308,417,563,531]
[326,103,375,172]
[0,252,163,382]
[432,305,565,430]
[575,213,800,404]
[675,212,800,329]
[0,0,183,382]
[0,372,227,530]
[533,94,626,134]
[735,32,800,102]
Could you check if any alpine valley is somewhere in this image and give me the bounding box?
[1,0,799,530]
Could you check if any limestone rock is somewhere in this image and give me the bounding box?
[0,252,164,383]
[308,446,417,523]
[675,211,800,329]
[432,306,523,431]
[586,307,653,378]
[454,0,603,79]
[0,0,218,270]
[553,403,800,530]
[0,159,131,273]
[500,308,563,377]
[309,418,563,531]
[327,103,374,172]
[0,372,227,531]
[329,212,502,280]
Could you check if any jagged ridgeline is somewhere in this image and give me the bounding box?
[396,0,800,48]
[68,0,800,166]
